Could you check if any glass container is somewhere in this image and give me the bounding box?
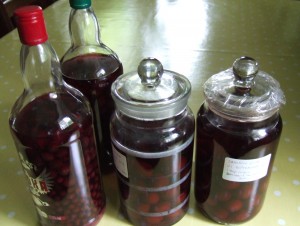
[194,56,286,224]
[9,6,105,226]
[61,0,123,174]
[110,58,195,226]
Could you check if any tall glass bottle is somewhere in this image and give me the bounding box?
[61,0,123,174]
[9,6,105,226]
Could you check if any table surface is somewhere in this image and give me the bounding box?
[0,0,299,225]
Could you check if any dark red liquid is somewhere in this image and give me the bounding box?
[110,110,194,226]
[9,93,105,226]
[195,104,282,224]
[61,53,123,174]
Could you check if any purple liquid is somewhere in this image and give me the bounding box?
[195,105,282,224]
[9,93,105,226]
[111,111,194,226]
[61,53,123,173]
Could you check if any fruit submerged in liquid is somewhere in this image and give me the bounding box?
[9,93,105,226]
[111,110,195,226]
[116,146,193,226]
[195,104,282,224]
[61,53,123,173]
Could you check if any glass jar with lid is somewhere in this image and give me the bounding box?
[110,58,195,226]
[194,56,286,224]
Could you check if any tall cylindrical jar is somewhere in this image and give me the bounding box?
[194,56,286,224]
[61,0,123,174]
[110,58,195,226]
[9,6,105,226]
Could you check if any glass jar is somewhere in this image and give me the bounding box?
[110,58,195,226]
[194,56,286,224]
[9,6,105,226]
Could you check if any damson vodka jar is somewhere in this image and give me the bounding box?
[110,58,195,226]
[194,56,285,224]
[61,0,123,174]
[9,6,105,226]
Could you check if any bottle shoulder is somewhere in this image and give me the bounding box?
[10,91,92,134]
[61,52,123,80]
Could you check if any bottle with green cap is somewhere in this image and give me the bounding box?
[61,0,123,174]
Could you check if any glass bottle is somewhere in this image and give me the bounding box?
[9,6,105,226]
[194,56,286,224]
[110,58,195,226]
[61,0,123,174]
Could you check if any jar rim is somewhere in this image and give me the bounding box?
[204,66,285,122]
[111,63,191,120]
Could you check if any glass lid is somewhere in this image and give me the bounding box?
[204,56,286,122]
[111,58,191,120]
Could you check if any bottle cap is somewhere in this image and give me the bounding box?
[14,6,48,46]
[69,0,91,9]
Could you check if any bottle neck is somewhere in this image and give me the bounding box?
[21,41,63,95]
[69,7,101,47]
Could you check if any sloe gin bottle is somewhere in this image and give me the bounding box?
[9,6,105,226]
[61,0,123,174]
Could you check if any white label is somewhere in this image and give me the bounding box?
[112,146,128,178]
[222,154,271,182]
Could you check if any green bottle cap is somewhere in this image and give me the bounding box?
[69,0,91,9]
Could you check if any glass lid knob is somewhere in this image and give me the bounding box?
[138,58,163,88]
[233,56,259,89]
